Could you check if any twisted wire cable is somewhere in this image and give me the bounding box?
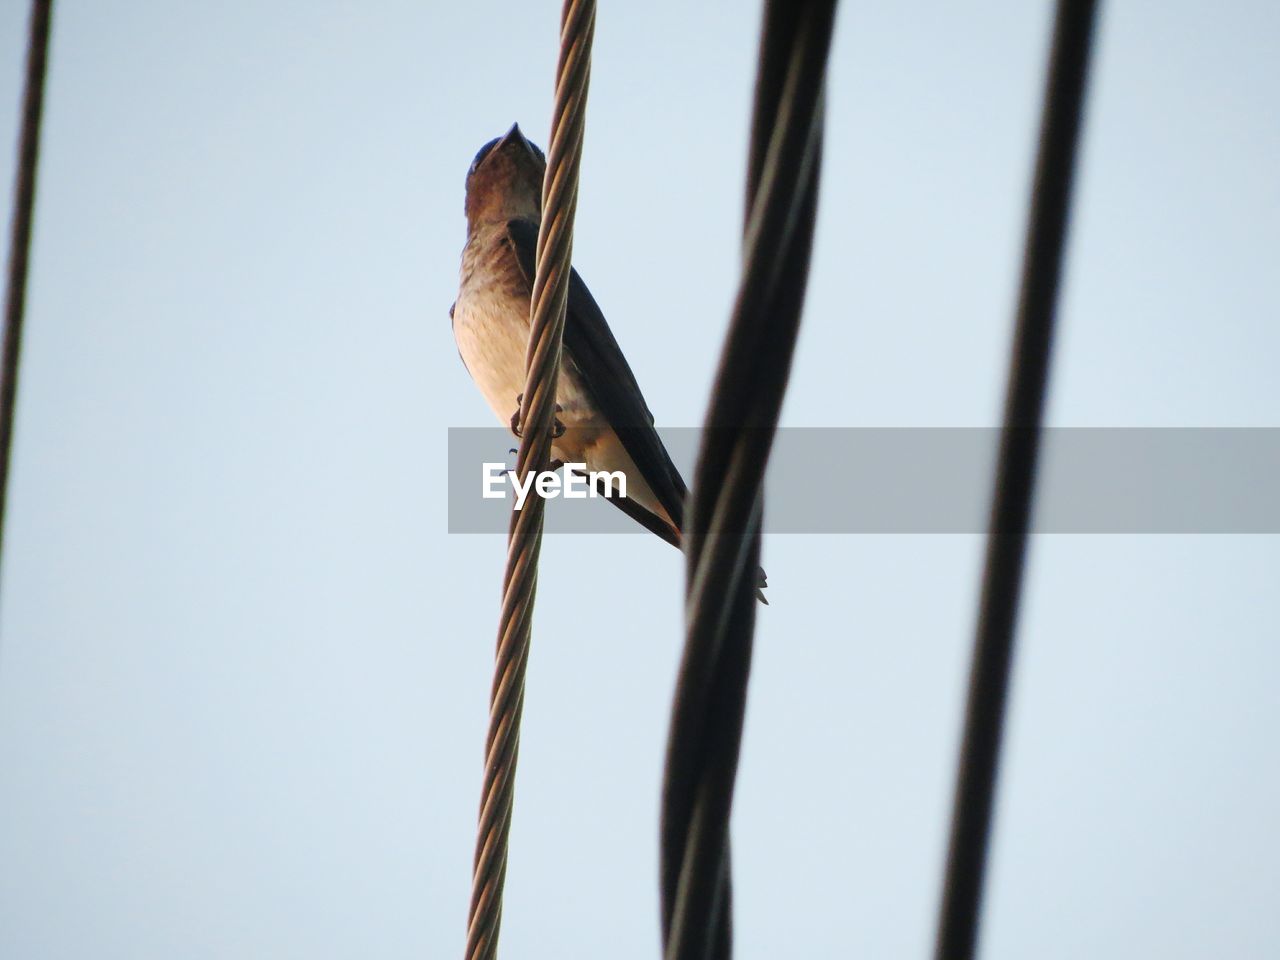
[0,0,54,585]
[463,2,596,958]
[933,2,1099,958]
[660,4,838,959]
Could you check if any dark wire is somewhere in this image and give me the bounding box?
[0,0,55,589]
[934,3,1099,958]
[660,4,838,959]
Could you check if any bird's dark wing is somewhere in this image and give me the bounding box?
[564,467,682,548]
[506,218,688,532]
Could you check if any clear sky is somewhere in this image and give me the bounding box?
[1,2,1277,958]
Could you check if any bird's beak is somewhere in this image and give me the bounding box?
[500,122,530,151]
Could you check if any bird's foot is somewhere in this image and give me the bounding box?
[509,394,566,439]
[509,395,524,439]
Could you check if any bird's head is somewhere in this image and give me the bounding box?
[464,123,547,227]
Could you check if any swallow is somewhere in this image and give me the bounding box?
[451,124,767,602]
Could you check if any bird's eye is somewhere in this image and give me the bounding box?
[469,137,502,175]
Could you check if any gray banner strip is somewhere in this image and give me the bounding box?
[447,428,1280,533]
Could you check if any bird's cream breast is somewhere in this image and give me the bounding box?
[452,240,594,431]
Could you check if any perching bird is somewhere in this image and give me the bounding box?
[451,124,767,602]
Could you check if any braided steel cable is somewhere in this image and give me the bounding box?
[660,4,837,959]
[933,3,1098,958]
[463,2,595,958]
[0,0,53,585]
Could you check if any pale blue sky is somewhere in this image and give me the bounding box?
[0,2,1277,958]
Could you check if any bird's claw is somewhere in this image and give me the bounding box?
[509,394,565,440]
[509,393,525,438]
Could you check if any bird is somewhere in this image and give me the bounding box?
[451,123,767,603]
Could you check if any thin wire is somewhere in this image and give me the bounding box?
[660,4,837,959]
[0,0,54,589]
[463,1,595,958]
[933,3,1099,958]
